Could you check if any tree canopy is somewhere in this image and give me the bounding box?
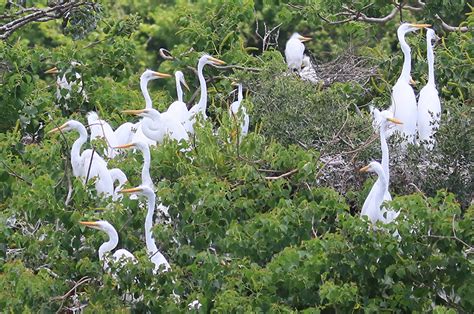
[0,1,472,312]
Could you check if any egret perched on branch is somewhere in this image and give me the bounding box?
[49,121,114,198]
[165,71,193,133]
[229,83,249,137]
[80,220,137,272]
[123,108,189,144]
[417,28,441,149]
[188,54,226,134]
[131,70,173,146]
[389,23,430,145]
[45,61,88,105]
[369,106,403,201]
[115,141,154,189]
[285,32,311,72]
[120,186,171,274]
[360,162,399,224]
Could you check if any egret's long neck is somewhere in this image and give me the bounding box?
[380,123,390,183]
[98,228,119,269]
[145,194,158,254]
[140,78,153,109]
[176,77,183,103]
[374,165,389,196]
[141,147,153,188]
[398,30,412,82]
[237,84,243,102]
[427,37,435,85]
[71,124,88,175]
[197,61,207,113]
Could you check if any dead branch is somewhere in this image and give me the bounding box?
[1,1,95,40]
[264,168,298,180]
[434,14,470,33]
[0,160,32,186]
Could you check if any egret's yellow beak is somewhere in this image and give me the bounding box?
[182,80,190,91]
[45,67,59,74]
[359,165,370,173]
[298,35,312,42]
[208,56,226,65]
[79,221,99,227]
[152,71,172,79]
[48,122,68,134]
[410,23,431,28]
[119,187,143,194]
[115,143,135,149]
[122,109,146,115]
[387,117,403,125]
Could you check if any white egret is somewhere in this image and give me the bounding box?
[120,186,171,273]
[285,33,311,72]
[417,28,441,149]
[45,61,88,104]
[87,111,118,159]
[188,55,226,134]
[123,108,189,144]
[131,69,172,146]
[49,121,114,198]
[80,220,137,271]
[115,141,154,189]
[109,168,128,201]
[360,162,399,224]
[229,83,249,137]
[389,23,430,145]
[166,71,193,132]
[299,54,319,83]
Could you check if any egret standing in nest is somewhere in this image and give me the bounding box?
[285,33,311,72]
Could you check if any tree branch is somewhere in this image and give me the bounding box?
[0,1,95,40]
[434,14,470,33]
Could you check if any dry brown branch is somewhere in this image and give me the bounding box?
[0,160,33,185]
[1,1,96,40]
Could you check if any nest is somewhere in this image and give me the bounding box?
[300,48,377,87]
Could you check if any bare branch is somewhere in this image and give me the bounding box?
[1,1,96,40]
[264,168,298,180]
[434,14,470,33]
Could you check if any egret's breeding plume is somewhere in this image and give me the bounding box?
[120,186,171,274]
[188,54,226,134]
[389,23,430,145]
[165,71,193,133]
[360,162,399,224]
[285,32,311,72]
[123,108,189,144]
[417,28,441,149]
[229,83,249,137]
[49,121,114,198]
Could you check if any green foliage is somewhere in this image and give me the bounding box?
[0,1,472,312]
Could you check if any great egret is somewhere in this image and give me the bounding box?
[109,168,128,201]
[417,28,441,149]
[130,70,172,147]
[45,61,88,104]
[123,108,189,143]
[285,33,311,72]
[389,23,430,145]
[165,71,193,132]
[188,55,226,134]
[120,186,171,273]
[229,83,249,137]
[115,141,154,189]
[49,121,114,197]
[360,161,399,224]
[80,220,137,272]
[299,54,319,83]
